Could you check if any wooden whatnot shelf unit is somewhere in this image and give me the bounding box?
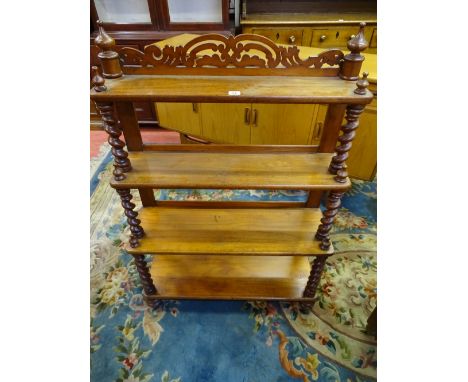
[91,23,372,305]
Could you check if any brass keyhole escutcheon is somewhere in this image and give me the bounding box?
[276,32,280,40]
[335,31,340,39]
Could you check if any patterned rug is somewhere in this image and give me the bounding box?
[91,144,377,382]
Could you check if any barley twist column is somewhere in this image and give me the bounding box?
[303,255,329,301]
[116,189,144,248]
[133,255,157,296]
[95,101,132,181]
[315,191,344,250]
[328,104,365,183]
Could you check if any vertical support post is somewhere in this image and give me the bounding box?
[318,104,347,153]
[95,101,132,181]
[315,191,344,250]
[303,255,329,300]
[116,189,144,248]
[133,254,158,296]
[305,191,322,208]
[340,22,368,81]
[94,21,123,79]
[329,103,365,183]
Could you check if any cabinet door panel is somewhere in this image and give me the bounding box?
[251,104,317,145]
[200,103,251,144]
[156,102,202,136]
[309,105,327,145]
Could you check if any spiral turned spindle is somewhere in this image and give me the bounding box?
[116,189,144,248]
[303,255,329,300]
[315,191,344,250]
[95,102,132,181]
[328,104,365,183]
[133,255,158,296]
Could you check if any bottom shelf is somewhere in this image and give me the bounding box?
[147,254,316,301]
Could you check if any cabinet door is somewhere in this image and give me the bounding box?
[309,105,327,145]
[200,103,251,144]
[155,102,202,136]
[250,104,318,145]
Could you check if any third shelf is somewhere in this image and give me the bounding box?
[127,207,333,256]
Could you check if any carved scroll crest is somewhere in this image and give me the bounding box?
[118,34,344,74]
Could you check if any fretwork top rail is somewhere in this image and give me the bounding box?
[90,75,373,104]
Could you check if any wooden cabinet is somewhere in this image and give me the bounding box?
[250,104,319,144]
[155,103,321,145]
[250,28,306,46]
[310,27,373,49]
[157,102,202,136]
[200,103,252,144]
[240,5,377,51]
[156,100,376,181]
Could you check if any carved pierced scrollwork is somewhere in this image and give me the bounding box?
[118,34,344,72]
[328,104,365,183]
[133,255,157,296]
[303,255,329,300]
[315,191,344,250]
[116,189,144,248]
[95,101,131,181]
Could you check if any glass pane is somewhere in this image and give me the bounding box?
[167,0,222,23]
[94,0,151,23]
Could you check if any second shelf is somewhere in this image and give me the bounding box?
[110,148,351,190]
[126,207,333,256]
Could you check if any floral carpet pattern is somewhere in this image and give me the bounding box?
[91,144,377,382]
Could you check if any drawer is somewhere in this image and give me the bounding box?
[251,28,304,45]
[310,27,373,49]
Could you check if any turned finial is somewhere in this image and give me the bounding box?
[340,22,368,81]
[95,20,115,51]
[91,66,106,92]
[94,20,123,79]
[354,72,369,95]
[347,22,369,55]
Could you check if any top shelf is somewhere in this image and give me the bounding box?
[90,75,373,104]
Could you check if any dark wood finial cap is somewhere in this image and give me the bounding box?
[354,72,369,95]
[94,20,115,51]
[347,22,368,54]
[91,66,106,92]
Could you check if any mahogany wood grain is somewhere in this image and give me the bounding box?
[116,189,145,248]
[319,104,347,152]
[153,200,306,208]
[125,207,333,256]
[138,188,157,207]
[329,104,365,182]
[95,101,132,181]
[147,255,317,300]
[114,102,143,151]
[141,144,317,153]
[315,191,344,250]
[304,255,329,299]
[306,191,322,207]
[109,151,351,190]
[133,254,158,296]
[90,75,374,104]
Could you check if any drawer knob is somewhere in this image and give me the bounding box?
[348,34,356,41]
[319,35,327,42]
[289,35,296,43]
